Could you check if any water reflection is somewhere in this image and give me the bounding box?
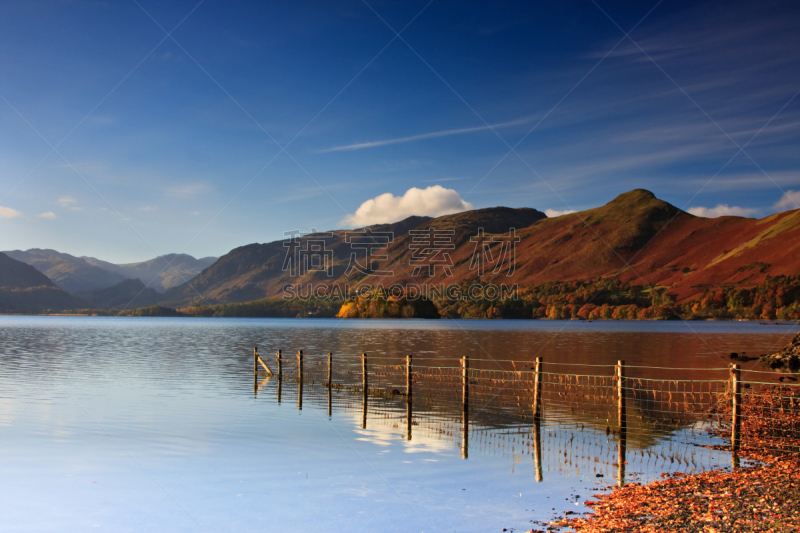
[1,317,797,532]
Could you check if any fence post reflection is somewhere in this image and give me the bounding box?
[533,420,543,482]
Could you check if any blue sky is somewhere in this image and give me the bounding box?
[1,0,799,263]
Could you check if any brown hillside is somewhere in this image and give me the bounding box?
[159,190,800,306]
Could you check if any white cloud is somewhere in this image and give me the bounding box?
[0,206,22,219]
[57,196,77,207]
[321,117,531,152]
[343,185,475,226]
[139,205,157,212]
[687,204,759,218]
[36,211,56,219]
[545,208,577,218]
[775,190,800,210]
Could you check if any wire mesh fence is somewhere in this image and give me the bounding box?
[253,349,800,464]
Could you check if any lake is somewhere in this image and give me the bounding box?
[0,316,796,532]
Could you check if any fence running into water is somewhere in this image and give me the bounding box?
[251,348,800,485]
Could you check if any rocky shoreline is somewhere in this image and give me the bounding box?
[759,332,800,371]
[547,348,800,532]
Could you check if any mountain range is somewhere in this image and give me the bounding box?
[2,249,217,293]
[161,189,800,307]
[3,189,800,314]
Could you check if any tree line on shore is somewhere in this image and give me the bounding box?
[56,274,800,320]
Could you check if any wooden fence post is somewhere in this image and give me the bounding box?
[362,353,368,429]
[406,355,413,441]
[617,360,626,432]
[462,355,469,407]
[406,355,413,398]
[276,350,282,404]
[297,350,303,411]
[252,347,272,376]
[327,352,333,417]
[532,357,543,421]
[731,364,741,452]
[461,355,469,459]
[297,350,303,382]
[617,360,627,487]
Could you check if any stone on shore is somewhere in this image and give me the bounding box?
[760,332,800,371]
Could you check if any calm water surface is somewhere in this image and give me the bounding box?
[0,317,796,532]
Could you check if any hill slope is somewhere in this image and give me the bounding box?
[4,249,127,293]
[83,253,217,292]
[160,190,800,307]
[0,253,87,312]
[78,278,162,309]
[159,207,548,306]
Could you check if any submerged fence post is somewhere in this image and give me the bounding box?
[617,360,627,487]
[406,355,413,441]
[362,353,368,429]
[253,346,258,375]
[461,355,469,459]
[532,357,543,422]
[731,363,741,452]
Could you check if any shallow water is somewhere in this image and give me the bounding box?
[0,317,796,532]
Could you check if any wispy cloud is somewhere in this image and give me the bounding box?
[57,196,77,207]
[545,209,576,218]
[139,205,157,212]
[775,190,800,210]
[0,206,22,219]
[342,185,474,226]
[320,117,532,152]
[685,172,800,192]
[36,211,56,219]
[687,204,759,218]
